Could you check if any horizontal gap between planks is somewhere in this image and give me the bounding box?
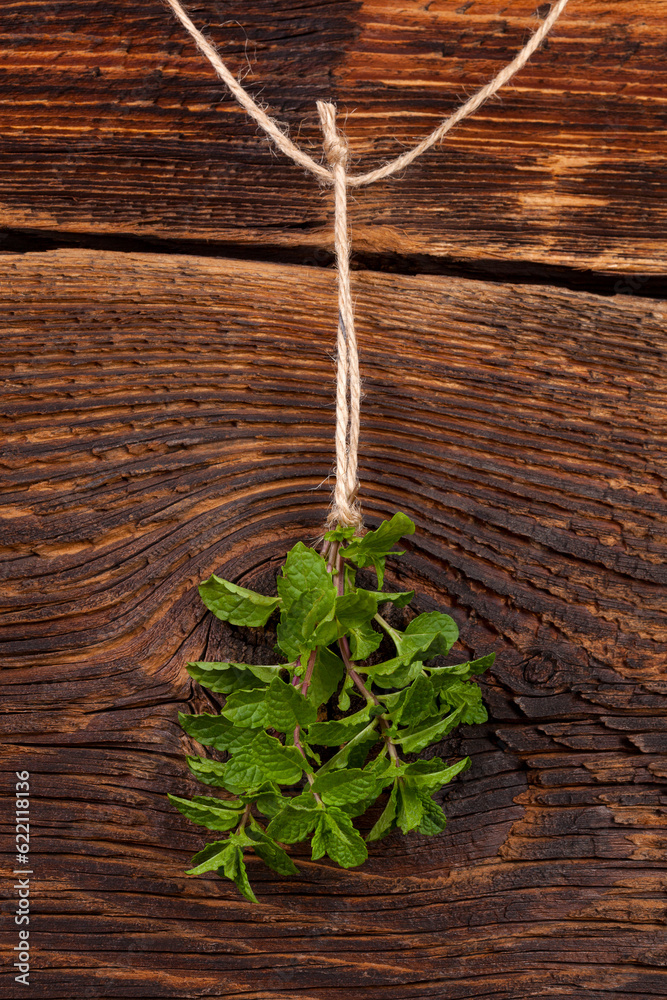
[1,226,666,301]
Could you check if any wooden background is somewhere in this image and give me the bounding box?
[1,2,666,998]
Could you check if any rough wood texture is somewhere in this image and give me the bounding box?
[0,1,665,272]
[1,250,666,998]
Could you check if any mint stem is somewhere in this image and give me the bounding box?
[338,635,378,705]
[293,725,322,803]
[331,552,402,767]
[338,635,400,767]
[374,612,401,644]
[300,647,317,698]
[325,540,340,576]
[383,722,400,766]
[335,551,344,595]
[294,647,323,804]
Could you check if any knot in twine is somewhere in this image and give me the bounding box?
[318,102,349,171]
[163,0,571,531]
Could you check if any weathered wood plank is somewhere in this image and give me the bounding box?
[0,249,665,997]
[0,2,665,272]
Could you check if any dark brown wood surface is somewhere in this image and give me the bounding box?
[0,1,666,273]
[1,250,666,999]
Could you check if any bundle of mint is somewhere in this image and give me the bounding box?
[170,513,492,902]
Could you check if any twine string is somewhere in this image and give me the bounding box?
[348,0,570,188]
[163,0,570,527]
[164,0,331,182]
[317,101,362,528]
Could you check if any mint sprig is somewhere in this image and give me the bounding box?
[170,512,494,902]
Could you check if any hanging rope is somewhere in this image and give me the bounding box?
[162,0,571,527]
[317,101,362,528]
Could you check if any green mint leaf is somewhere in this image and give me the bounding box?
[427,653,496,691]
[302,590,338,643]
[337,673,354,711]
[343,512,415,587]
[337,794,381,819]
[277,542,332,611]
[233,862,258,904]
[436,678,488,724]
[403,612,459,659]
[312,808,368,868]
[367,782,398,842]
[187,839,236,875]
[367,612,458,682]
[168,794,244,831]
[383,674,437,727]
[222,688,270,728]
[274,616,303,662]
[396,778,424,834]
[185,755,229,788]
[428,652,495,680]
[393,707,465,753]
[263,676,318,731]
[191,794,243,809]
[299,739,322,766]
[344,730,382,770]
[380,612,458,662]
[276,585,337,660]
[259,731,308,778]
[403,756,470,792]
[364,751,393,776]
[223,750,268,794]
[362,657,425,689]
[266,799,321,843]
[469,652,495,674]
[224,677,317,732]
[186,660,283,694]
[224,731,307,793]
[348,620,383,661]
[306,646,345,709]
[227,829,254,851]
[313,761,393,817]
[311,767,380,806]
[178,712,252,752]
[246,826,300,876]
[417,794,448,836]
[344,563,357,591]
[310,815,327,859]
[316,721,381,774]
[306,704,375,746]
[324,524,358,542]
[220,844,258,904]
[306,718,370,746]
[334,589,378,629]
[371,589,415,609]
[253,731,310,780]
[221,842,241,878]
[199,575,281,627]
[253,787,286,818]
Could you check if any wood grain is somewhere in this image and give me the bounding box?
[0,1,665,272]
[1,249,666,998]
